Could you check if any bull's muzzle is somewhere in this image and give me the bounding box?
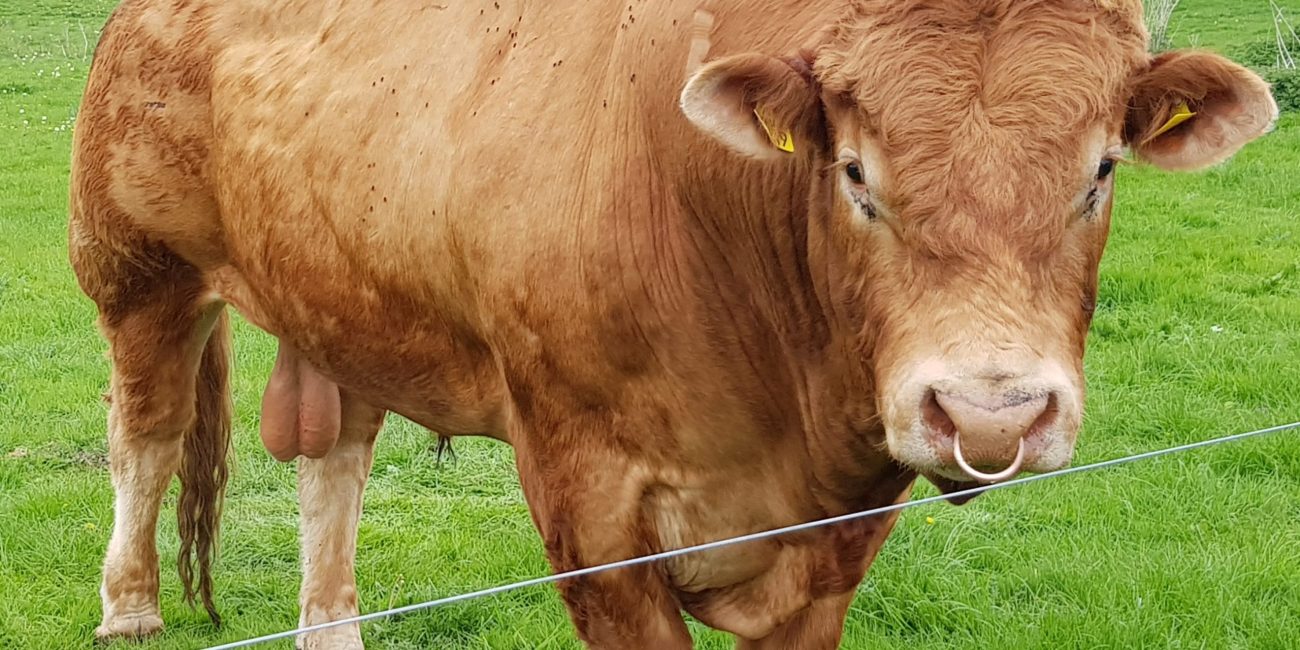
[922,385,1059,482]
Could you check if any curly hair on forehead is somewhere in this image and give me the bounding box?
[814,0,1148,118]
[807,0,1148,230]
[833,0,1145,24]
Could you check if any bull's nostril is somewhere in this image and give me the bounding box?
[1026,392,1060,440]
[922,389,956,438]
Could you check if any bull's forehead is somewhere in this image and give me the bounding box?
[820,0,1147,153]
[816,0,1147,244]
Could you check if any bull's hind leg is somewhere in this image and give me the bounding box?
[90,264,230,640]
[296,392,385,650]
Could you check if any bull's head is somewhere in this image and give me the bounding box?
[680,1,1276,485]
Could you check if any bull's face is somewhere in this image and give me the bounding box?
[681,2,1276,484]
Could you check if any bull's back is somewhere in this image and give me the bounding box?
[203,1,678,426]
[205,0,684,327]
[74,0,822,433]
[73,0,709,432]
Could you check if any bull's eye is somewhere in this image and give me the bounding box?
[1096,158,1116,180]
[845,162,864,184]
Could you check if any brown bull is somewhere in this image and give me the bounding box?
[70,0,1275,647]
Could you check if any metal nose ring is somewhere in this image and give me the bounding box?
[953,433,1026,483]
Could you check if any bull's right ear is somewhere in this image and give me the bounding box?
[680,53,822,160]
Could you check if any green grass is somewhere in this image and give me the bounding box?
[2,0,1299,648]
[1166,0,1291,51]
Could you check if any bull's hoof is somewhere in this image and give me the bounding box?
[95,612,164,641]
[295,624,363,650]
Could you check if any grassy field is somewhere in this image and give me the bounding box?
[2,0,1299,648]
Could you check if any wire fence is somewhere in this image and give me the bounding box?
[207,421,1300,649]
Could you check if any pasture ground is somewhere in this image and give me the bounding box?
[2,0,1298,647]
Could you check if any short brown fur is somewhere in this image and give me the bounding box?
[71,0,1274,647]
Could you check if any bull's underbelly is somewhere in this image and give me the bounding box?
[207,264,508,437]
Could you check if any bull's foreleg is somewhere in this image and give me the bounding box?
[514,441,693,649]
[294,392,385,650]
[733,592,855,650]
[735,482,912,650]
[553,561,692,650]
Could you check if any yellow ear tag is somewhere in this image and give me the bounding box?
[1146,102,1196,142]
[754,108,795,153]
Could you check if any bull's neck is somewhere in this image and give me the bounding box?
[674,156,828,346]
[665,157,898,506]
[618,0,903,505]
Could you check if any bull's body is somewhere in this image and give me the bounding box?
[70,0,1275,647]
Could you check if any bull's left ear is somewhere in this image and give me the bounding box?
[680,52,822,160]
[1125,50,1279,171]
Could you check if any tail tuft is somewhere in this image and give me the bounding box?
[177,311,232,627]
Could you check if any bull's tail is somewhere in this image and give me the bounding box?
[177,310,233,626]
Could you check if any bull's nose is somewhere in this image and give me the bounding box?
[922,387,1057,481]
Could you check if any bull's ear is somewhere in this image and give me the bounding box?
[680,52,821,160]
[1125,50,1278,171]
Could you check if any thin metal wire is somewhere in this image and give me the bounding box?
[207,421,1300,650]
